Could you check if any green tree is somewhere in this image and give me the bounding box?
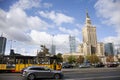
[67,55,76,64]
[56,53,63,63]
[76,55,84,64]
[50,54,63,64]
[86,54,100,64]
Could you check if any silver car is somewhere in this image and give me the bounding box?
[22,66,64,80]
[79,63,91,68]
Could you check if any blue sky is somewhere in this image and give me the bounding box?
[0,0,120,56]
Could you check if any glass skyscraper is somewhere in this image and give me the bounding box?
[0,36,7,55]
[104,43,114,56]
[69,35,76,53]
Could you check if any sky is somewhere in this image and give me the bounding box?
[0,0,120,56]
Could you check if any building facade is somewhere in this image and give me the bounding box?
[104,43,114,56]
[69,35,76,53]
[63,11,105,63]
[79,11,105,59]
[62,52,83,62]
[0,36,7,55]
[50,45,56,55]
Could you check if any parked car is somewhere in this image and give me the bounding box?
[79,63,91,68]
[22,66,64,80]
[94,62,105,68]
[62,64,74,68]
[107,62,119,67]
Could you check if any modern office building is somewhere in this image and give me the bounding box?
[104,43,114,56]
[69,35,76,53]
[0,36,7,55]
[50,45,56,55]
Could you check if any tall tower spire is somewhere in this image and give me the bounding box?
[85,10,91,25]
[86,9,90,18]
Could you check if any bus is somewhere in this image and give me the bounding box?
[0,55,61,72]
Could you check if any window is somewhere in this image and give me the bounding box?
[29,67,45,70]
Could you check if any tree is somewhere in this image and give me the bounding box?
[76,55,84,64]
[106,55,114,62]
[41,45,49,54]
[56,53,63,63]
[50,55,57,64]
[86,54,100,64]
[36,45,50,64]
[67,55,76,64]
[50,54,63,64]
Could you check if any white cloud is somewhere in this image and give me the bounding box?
[29,30,52,45]
[27,16,49,30]
[11,0,41,10]
[59,27,81,36]
[54,34,70,53]
[95,0,120,44]
[0,8,49,42]
[39,11,74,26]
[29,30,70,53]
[0,0,76,55]
[103,36,120,44]
[95,0,120,27]
[6,8,28,31]
[11,0,52,10]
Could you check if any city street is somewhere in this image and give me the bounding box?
[0,0,120,80]
[0,67,120,80]
[63,67,120,80]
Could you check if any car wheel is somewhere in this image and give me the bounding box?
[54,74,60,79]
[28,74,35,80]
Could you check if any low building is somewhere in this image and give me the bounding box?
[62,52,83,62]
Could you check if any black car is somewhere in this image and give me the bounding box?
[107,62,119,67]
[62,64,74,68]
[94,62,105,68]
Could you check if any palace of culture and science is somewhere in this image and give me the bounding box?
[63,11,105,63]
[79,11,104,57]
